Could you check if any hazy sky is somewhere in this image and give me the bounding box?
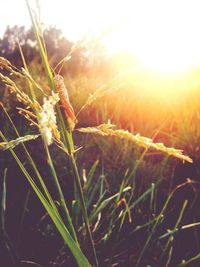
[0,0,126,41]
[1,0,200,73]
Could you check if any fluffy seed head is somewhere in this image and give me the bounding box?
[38,91,60,145]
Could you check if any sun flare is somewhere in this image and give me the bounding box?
[34,0,200,76]
[102,0,200,75]
[2,0,200,76]
[27,0,200,97]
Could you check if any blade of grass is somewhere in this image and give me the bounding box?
[1,169,7,233]
[179,251,200,267]
[84,160,99,192]
[136,180,193,267]
[26,0,55,91]
[1,104,77,241]
[1,105,59,215]
[0,134,40,150]
[1,168,19,264]
[43,139,78,243]
[16,189,31,254]
[16,31,78,243]
[0,131,91,267]
[107,180,129,235]
[69,152,99,266]
[119,184,153,231]
[159,221,200,241]
[25,3,98,264]
[17,39,36,100]
[163,200,188,258]
[89,186,131,224]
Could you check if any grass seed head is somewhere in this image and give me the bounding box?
[78,123,193,163]
[54,74,77,131]
[38,91,60,145]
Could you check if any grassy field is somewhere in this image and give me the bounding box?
[1,2,200,267]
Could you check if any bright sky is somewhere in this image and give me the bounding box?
[0,0,127,40]
[1,0,200,75]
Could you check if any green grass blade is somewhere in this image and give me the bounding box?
[25,2,97,264]
[89,187,131,223]
[69,153,99,266]
[179,251,200,267]
[1,105,61,220]
[0,131,91,267]
[161,200,188,263]
[26,0,55,91]
[17,40,37,100]
[1,168,18,264]
[1,168,7,232]
[84,160,99,192]
[43,140,78,243]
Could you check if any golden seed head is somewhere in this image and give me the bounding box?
[78,124,193,163]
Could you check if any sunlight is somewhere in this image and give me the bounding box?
[2,0,200,77]
[23,0,200,77]
[3,0,199,97]
[102,0,200,75]
[21,0,200,100]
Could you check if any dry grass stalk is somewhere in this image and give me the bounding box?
[0,72,33,107]
[78,123,193,163]
[0,57,23,77]
[0,134,40,150]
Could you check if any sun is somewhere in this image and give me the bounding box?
[103,0,200,75]
[37,0,200,77]
[36,0,200,76]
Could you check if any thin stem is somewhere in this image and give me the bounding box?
[136,181,193,267]
[179,251,200,267]
[25,2,97,263]
[69,150,99,267]
[164,200,188,254]
[61,129,98,266]
[43,140,78,244]
[0,131,91,267]
[1,105,60,217]
[2,70,76,243]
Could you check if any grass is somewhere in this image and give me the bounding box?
[0,1,200,267]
